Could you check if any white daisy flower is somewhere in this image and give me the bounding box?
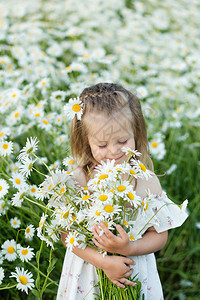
[0,127,11,141]
[19,157,36,178]
[121,147,142,158]
[87,203,104,223]
[95,219,116,236]
[65,231,79,251]
[18,245,35,262]
[136,86,148,99]
[10,217,21,229]
[0,267,5,285]
[0,179,9,198]
[0,251,4,264]
[0,140,13,156]
[115,180,133,198]
[101,202,121,219]
[63,97,83,120]
[0,199,8,216]
[130,159,154,180]
[25,224,35,240]
[11,189,26,207]
[63,156,76,169]
[127,227,142,242]
[149,137,166,160]
[1,239,18,261]
[50,90,66,102]
[54,205,74,227]
[10,267,34,294]
[36,77,50,89]
[10,172,27,190]
[28,185,38,197]
[123,190,142,208]
[18,137,38,161]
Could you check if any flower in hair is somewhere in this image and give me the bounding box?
[63,97,83,120]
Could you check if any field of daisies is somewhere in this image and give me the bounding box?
[0,0,200,299]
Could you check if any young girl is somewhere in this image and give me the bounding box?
[57,83,187,300]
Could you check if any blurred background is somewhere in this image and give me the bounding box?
[0,0,199,299]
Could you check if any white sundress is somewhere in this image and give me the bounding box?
[56,191,188,300]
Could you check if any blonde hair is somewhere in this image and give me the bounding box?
[70,83,153,176]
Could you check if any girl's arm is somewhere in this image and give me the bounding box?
[61,231,136,289]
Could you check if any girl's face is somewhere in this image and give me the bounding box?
[85,111,135,165]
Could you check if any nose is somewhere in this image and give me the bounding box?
[107,144,121,157]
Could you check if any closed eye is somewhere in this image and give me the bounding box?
[119,140,128,144]
[98,145,107,148]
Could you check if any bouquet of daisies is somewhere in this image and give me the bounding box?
[15,138,188,299]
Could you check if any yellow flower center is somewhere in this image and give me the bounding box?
[117,185,126,192]
[129,235,135,240]
[104,205,114,213]
[151,142,158,148]
[98,195,108,201]
[14,112,19,118]
[42,120,48,124]
[109,189,114,193]
[70,237,74,244]
[60,188,65,195]
[103,222,108,227]
[63,211,69,219]
[7,246,14,254]
[0,186,2,191]
[12,94,17,98]
[0,132,4,137]
[130,169,136,175]
[83,187,88,190]
[127,192,134,200]
[26,228,30,233]
[142,201,149,211]
[72,104,81,112]
[31,188,36,193]
[13,221,17,225]
[82,195,90,200]
[124,221,128,225]
[139,164,146,172]
[35,113,40,117]
[68,159,75,165]
[19,276,28,285]
[66,66,71,70]
[41,81,46,85]
[3,144,8,150]
[99,174,108,180]
[95,210,101,216]
[15,178,21,184]
[22,249,28,255]
[72,216,77,221]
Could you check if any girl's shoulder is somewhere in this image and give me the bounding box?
[135,174,162,199]
[72,167,87,187]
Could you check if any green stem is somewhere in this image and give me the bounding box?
[31,152,52,176]
[0,283,18,290]
[24,196,54,212]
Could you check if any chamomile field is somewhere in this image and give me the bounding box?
[0,0,200,299]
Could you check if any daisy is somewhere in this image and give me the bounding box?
[0,127,11,141]
[65,231,79,250]
[0,199,8,216]
[19,157,36,178]
[149,136,166,160]
[127,227,142,242]
[18,245,35,262]
[123,190,142,208]
[130,158,154,180]
[63,97,83,120]
[10,217,21,229]
[11,188,26,207]
[10,267,34,294]
[121,147,142,158]
[0,140,13,156]
[10,172,27,190]
[36,77,50,89]
[63,156,76,169]
[18,137,38,161]
[25,224,35,240]
[101,202,121,219]
[50,90,66,102]
[28,185,38,197]
[115,180,133,198]
[0,178,9,198]
[1,239,18,261]
[0,267,4,285]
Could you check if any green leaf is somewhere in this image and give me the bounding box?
[31,288,40,298]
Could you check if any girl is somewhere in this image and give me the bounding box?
[57,83,187,300]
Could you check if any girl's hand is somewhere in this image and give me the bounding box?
[92,223,132,256]
[101,255,136,288]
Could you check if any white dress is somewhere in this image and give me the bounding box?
[56,192,188,300]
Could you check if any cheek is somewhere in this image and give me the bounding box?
[126,138,135,150]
